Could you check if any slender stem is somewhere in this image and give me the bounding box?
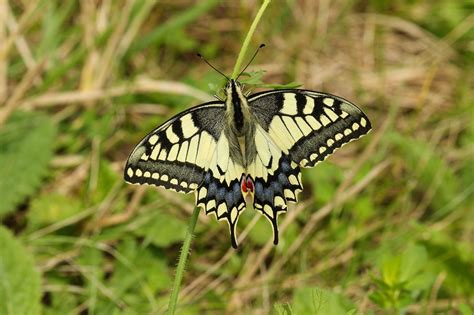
[167,206,200,315]
[166,2,271,313]
[231,0,271,79]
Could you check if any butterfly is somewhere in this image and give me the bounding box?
[124,55,371,248]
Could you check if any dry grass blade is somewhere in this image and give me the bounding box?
[20,79,213,109]
[0,58,46,126]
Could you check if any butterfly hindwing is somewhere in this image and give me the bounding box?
[194,134,247,248]
[247,126,303,244]
[124,101,246,247]
[249,90,372,168]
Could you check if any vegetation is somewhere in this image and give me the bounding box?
[0,0,472,314]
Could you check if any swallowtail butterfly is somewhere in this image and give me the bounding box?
[124,63,371,248]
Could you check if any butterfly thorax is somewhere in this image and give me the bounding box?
[224,79,257,168]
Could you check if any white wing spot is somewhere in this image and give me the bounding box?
[207,199,216,210]
[170,178,178,185]
[323,98,334,106]
[324,108,339,122]
[198,187,207,200]
[319,146,327,154]
[166,127,180,143]
[160,174,169,181]
[158,149,167,160]
[360,117,367,127]
[306,116,322,130]
[263,205,273,218]
[127,168,134,177]
[341,111,349,118]
[144,171,151,178]
[180,115,199,138]
[289,174,299,185]
[282,116,304,141]
[335,133,343,141]
[327,139,335,147]
[295,117,312,136]
[148,134,159,145]
[352,122,360,131]
[344,128,352,136]
[303,96,315,114]
[167,144,179,161]
[136,169,143,177]
[274,196,286,208]
[217,203,227,217]
[281,93,298,115]
[320,115,331,126]
[187,135,199,163]
[152,173,159,179]
[230,207,238,222]
[177,141,188,162]
[150,143,161,160]
[310,153,318,161]
[284,189,296,200]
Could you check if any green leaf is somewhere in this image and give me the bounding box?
[239,70,302,89]
[27,193,83,229]
[292,287,356,314]
[0,226,42,315]
[0,111,57,218]
[260,82,303,89]
[399,244,428,283]
[126,0,221,56]
[133,211,187,247]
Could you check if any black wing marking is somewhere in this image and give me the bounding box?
[247,126,303,245]
[124,101,225,192]
[124,101,246,248]
[247,90,371,242]
[248,89,372,167]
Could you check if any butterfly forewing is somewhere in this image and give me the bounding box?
[124,101,247,247]
[249,90,372,168]
[124,102,225,192]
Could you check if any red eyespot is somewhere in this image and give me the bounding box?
[241,175,248,193]
[246,176,254,193]
[241,175,254,194]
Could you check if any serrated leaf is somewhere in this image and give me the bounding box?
[292,287,356,314]
[0,226,41,315]
[0,111,57,218]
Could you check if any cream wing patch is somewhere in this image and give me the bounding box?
[124,102,226,193]
[249,90,372,169]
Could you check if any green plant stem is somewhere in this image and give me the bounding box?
[167,206,200,315]
[231,0,271,79]
[166,3,271,313]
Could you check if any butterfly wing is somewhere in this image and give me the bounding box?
[124,101,246,247]
[248,90,371,243]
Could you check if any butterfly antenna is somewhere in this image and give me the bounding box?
[197,53,230,80]
[236,43,265,80]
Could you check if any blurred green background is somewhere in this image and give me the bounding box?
[0,0,473,314]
